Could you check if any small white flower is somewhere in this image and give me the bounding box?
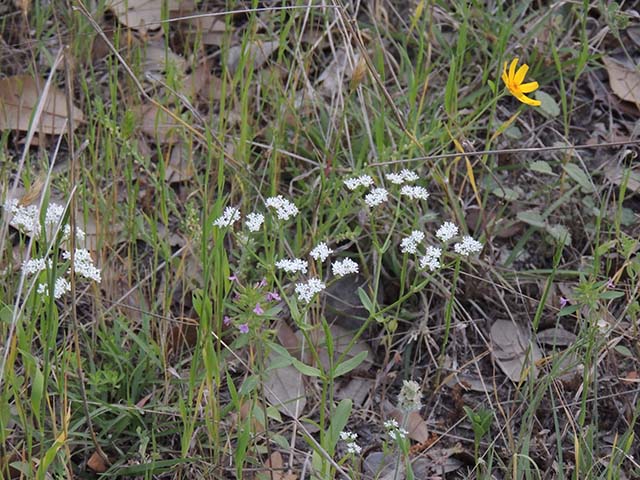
[386,169,419,185]
[332,258,359,277]
[398,379,422,412]
[400,230,425,254]
[436,222,458,242]
[364,188,388,207]
[400,169,419,182]
[38,278,71,299]
[265,195,299,220]
[400,185,429,200]
[388,427,408,441]
[344,175,374,190]
[44,203,65,226]
[22,258,49,275]
[453,236,483,256]
[340,431,358,442]
[294,277,326,303]
[275,258,308,274]
[346,442,362,455]
[213,207,241,228]
[5,200,40,236]
[383,419,399,430]
[310,242,333,262]
[63,249,102,283]
[385,172,405,184]
[419,246,442,271]
[245,212,264,232]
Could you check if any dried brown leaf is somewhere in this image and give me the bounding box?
[537,327,577,347]
[226,40,279,75]
[490,320,542,381]
[0,75,84,135]
[133,103,180,143]
[107,0,194,33]
[263,351,306,419]
[603,56,640,106]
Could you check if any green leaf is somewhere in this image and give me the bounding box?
[332,351,369,379]
[599,290,625,300]
[268,342,322,377]
[327,399,352,454]
[559,304,579,316]
[487,78,496,94]
[563,163,594,193]
[491,186,520,201]
[545,224,572,246]
[615,345,633,357]
[530,160,554,175]
[357,287,373,313]
[535,91,560,117]
[517,209,546,228]
[504,125,522,139]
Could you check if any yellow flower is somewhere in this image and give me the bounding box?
[501,58,541,106]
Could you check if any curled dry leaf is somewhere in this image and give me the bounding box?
[603,56,640,106]
[0,75,84,135]
[490,320,542,382]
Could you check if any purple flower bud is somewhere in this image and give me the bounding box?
[238,323,249,334]
[253,303,264,315]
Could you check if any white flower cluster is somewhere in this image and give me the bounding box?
[436,222,458,242]
[419,246,442,271]
[22,248,102,300]
[364,187,388,208]
[400,230,425,254]
[453,236,483,256]
[344,175,374,190]
[4,199,85,241]
[294,277,326,303]
[63,249,102,283]
[400,185,429,200]
[332,258,359,277]
[213,207,241,228]
[37,278,71,300]
[399,222,481,271]
[385,169,420,185]
[383,419,408,441]
[398,379,423,412]
[339,431,362,455]
[213,196,299,232]
[275,258,308,274]
[22,258,51,275]
[265,195,299,220]
[310,242,333,262]
[245,212,264,232]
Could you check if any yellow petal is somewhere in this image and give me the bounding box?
[519,81,539,93]
[515,92,541,106]
[502,61,509,85]
[508,58,519,81]
[514,63,529,84]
